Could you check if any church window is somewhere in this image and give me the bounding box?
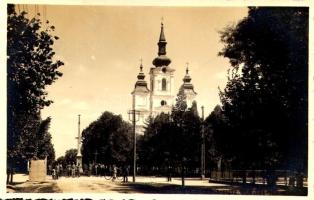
[161,100,167,106]
[162,78,167,91]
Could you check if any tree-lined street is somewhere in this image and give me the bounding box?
[6,4,309,196]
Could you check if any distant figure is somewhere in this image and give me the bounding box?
[52,168,57,180]
[76,164,80,177]
[100,164,105,176]
[48,164,52,175]
[56,164,60,179]
[88,163,92,176]
[67,164,71,177]
[71,163,76,177]
[112,165,117,181]
[123,165,129,183]
[59,164,63,177]
[167,165,172,182]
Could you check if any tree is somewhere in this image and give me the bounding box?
[204,105,230,172]
[64,149,78,165]
[35,117,55,165]
[138,90,201,185]
[81,112,132,166]
[56,156,66,167]
[219,7,308,178]
[7,4,63,182]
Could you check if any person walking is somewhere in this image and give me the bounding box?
[76,164,80,177]
[52,168,57,180]
[123,165,129,183]
[59,164,63,177]
[167,165,172,182]
[71,163,76,177]
[67,164,71,177]
[88,163,92,176]
[56,164,60,179]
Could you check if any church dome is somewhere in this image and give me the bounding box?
[152,55,171,67]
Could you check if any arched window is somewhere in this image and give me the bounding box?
[162,78,167,91]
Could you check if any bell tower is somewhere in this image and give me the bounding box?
[180,64,197,108]
[149,22,175,116]
[131,61,150,134]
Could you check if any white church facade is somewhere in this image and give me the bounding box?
[131,23,197,134]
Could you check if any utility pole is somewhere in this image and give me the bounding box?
[128,110,140,182]
[201,106,205,179]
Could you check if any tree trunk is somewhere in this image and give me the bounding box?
[181,162,185,187]
[242,170,246,184]
[7,167,14,184]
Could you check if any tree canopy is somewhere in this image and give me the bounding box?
[7,4,63,173]
[81,112,132,165]
[218,7,308,172]
[138,90,201,176]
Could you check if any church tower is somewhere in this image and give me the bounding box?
[149,22,175,116]
[180,66,197,108]
[131,62,150,134]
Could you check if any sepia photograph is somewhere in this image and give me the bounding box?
[4,0,310,198]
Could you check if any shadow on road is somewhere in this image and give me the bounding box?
[120,182,307,195]
[8,181,62,193]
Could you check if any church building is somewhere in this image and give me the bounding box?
[131,23,197,134]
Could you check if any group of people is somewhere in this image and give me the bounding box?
[48,163,130,182]
[87,163,130,182]
[49,163,81,179]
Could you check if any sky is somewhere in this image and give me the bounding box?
[17,5,248,158]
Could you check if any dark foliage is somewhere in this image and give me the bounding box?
[81,112,132,165]
[7,4,63,175]
[218,7,308,173]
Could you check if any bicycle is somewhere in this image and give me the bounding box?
[104,167,123,181]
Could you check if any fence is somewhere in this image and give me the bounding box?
[210,170,307,188]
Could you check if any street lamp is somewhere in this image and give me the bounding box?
[128,109,140,182]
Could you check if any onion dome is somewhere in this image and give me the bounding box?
[183,67,192,83]
[181,65,197,93]
[152,22,172,67]
[132,61,150,94]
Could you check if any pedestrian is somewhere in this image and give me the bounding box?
[48,164,52,176]
[71,163,76,177]
[88,163,92,176]
[67,164,71,177]
[112,165,117,181]
[123,165,129,183]
[59,164,63,177]
[52,168,56,180]
[56,164,60,179]
[76,164,80,177]
[167,165,172,182]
